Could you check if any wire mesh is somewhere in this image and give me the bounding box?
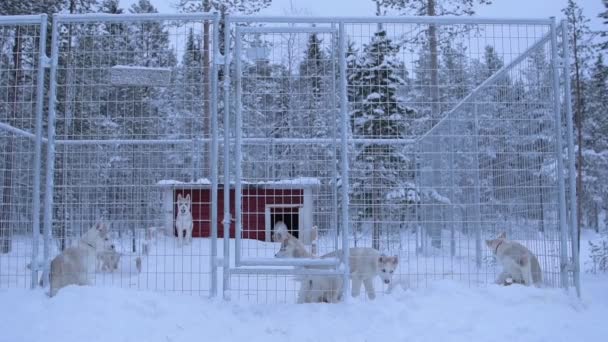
[47,14,218,295]
[0,14,577,302]
[0,16,45,289]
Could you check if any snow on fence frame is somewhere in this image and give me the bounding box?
[0,12,580,301]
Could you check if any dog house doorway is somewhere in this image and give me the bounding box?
[266,205,301,240]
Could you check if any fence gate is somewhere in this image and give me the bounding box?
[43,13,220,296]
[224,23,350,302]
[0,15,47,289]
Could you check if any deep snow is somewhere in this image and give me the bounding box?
[0,232,606,342]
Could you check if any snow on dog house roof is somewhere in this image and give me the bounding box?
[110,65,172,87]
[156,177,321,190]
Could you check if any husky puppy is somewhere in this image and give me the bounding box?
[97,244,120,272]
[175,193,193,245]
[274,231,342,303]
[49,222,112,297]
[486,232,542,287]
[322,248,399,300]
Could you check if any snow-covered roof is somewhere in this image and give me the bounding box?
[157,177,320,189]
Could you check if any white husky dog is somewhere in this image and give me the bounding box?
[486,232,542,287]
[175,193,193,245]
[49,222,112,297]
[274,227,342,303]
[322,248,399,300]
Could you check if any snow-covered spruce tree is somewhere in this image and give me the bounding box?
[581,54,608,232]
[349,29,416,249]
[563,0,592,241]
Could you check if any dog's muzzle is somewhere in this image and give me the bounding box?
[384,279,390,284]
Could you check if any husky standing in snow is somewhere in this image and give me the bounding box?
[322,247,399,300]
[49,222,113,297]
[175,193,193,246]
[485,232,543,287]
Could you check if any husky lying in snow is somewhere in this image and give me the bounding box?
[175,194,193,246]
[322,248,398,300]
[486,232,542,287]
[49,222,113,297]
[273,223,342,303]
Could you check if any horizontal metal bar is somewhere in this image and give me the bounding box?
[418,30,553,142]
[0,122,38,141]
[0,14,46,25]
[238,257,339,267]
[229,15,553,26]
[56,138,202,145]
[54,137,418,146]
[229,267,343,276]
[54,12,217,23]
[239,27,337,34]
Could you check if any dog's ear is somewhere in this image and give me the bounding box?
[186,194,191,202]
[177,193,183,201]
[498,232,506,239]
[392,255,399,265]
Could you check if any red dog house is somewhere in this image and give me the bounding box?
[157,178,319,243]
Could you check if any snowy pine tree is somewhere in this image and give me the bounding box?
[349,30,416,249]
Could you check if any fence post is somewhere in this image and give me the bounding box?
[560,20,580,296]
[41,15,60,288]
[222,15,232,300]
[473,102,482,269]
[338,22,351,301]
[30,14,48,289]
[549,17,570,290]
[209,12,220,298]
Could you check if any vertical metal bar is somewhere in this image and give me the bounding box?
[42,15,60,287]
[448,114,456,258]
[560,20,580,296]
[338,22,351,300]
[222,15,232,300]
[329,25,339,253]
[209,12,220,298]
[30,14,48,289]
[234,26,243,267]
[473,103,482,269]
[549,17,570,290]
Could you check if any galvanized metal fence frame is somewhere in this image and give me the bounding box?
[0,14,47,289]
[0,12,580,299]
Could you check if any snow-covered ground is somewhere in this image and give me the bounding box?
[0,232,606,342]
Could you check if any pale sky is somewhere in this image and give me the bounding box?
[125,0,605,31]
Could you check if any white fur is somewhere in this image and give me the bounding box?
[486,232,543,287]
[96,244,120,272]
[322,247,398,300]
[175,194,193,246]
[49,222,112,297]
[273,225,342,303]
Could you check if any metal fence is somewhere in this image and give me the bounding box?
[0,13,579,302]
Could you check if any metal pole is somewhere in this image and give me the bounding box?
[222,15,232,300]
[30,14,48,289]
[549,17,570,290]
[338,23,351,300]
[473,103,482,269]
[42,15,60,287]
[234,26,243,267]
[209,12,220,298]
[330,24,339,253]
[560,20,580,296]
